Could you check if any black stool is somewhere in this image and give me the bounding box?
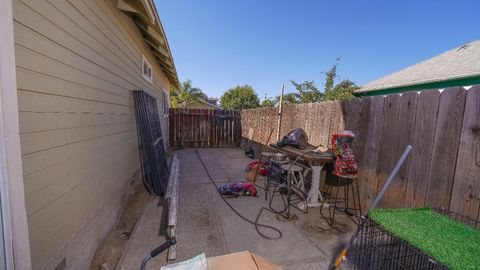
[320,173,362,226]
[264,159,288,201]
[253,152,275,192]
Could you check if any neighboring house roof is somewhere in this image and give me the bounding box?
[183,99,221,109]
[355,40,480,96]
[117,0,180,88]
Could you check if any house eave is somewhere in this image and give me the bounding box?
[354,76,480,97]
[118,0,180,89]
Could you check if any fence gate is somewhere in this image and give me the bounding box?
[169,108,240,148]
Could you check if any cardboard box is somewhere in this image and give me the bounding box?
[207,251,281,270]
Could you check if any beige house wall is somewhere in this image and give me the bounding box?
[12,0,171,268]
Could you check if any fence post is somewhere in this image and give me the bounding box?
[276,84,285,141]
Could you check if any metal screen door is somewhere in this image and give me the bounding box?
[133,91,170,196]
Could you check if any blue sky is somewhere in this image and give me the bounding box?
[156,0,479,99]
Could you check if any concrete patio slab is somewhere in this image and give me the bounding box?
[118,148,356,270]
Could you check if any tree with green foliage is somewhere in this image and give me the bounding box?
[290,80,323,103]
[261,99,276,107]
[322,59,359,101]
[290,59,358,103]
[220,85,260,110]
[326,79,358,101]
[275,92,300,105]
[170,80,208,108]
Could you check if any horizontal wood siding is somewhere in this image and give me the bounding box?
[13,0,170,268]
[241,86,480,220]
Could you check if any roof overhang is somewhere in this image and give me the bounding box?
[117,0,180,88]
[354,75,480,97]
[184,99,221,109]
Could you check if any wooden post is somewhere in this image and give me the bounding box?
[276,84,285,141]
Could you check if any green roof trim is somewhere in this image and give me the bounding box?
[354,76,480,97]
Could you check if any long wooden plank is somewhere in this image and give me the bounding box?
[425,87,467,208]
[450,85,480,219]
[403,90,441,208]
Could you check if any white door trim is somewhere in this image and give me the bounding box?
[0,0,32,269]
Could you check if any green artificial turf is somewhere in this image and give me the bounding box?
[368,208,480,270]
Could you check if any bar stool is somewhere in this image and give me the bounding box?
[254,152,275,190]
[252,151,276,196]
[281,164,306,196]
[264,158,289,201]
[320,173,362,226]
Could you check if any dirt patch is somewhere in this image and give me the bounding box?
[89,186,153,270]
[301,220,350,235]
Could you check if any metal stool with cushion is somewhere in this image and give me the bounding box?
[320,173,362,226]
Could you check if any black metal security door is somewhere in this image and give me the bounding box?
[133,90,169,196]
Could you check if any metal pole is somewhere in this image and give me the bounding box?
[330,144,413,269]
[369,145,413,211]
[276,84,285,141]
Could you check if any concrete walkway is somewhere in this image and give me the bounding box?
[118,148,356,270]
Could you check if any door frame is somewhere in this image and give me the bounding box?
[0,0,32,269]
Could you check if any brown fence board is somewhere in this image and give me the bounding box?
[316,102,333,147]
[357,95,385,211]
[450,85,480,219]
[375,94,401,208]
[386,91,418,208]
[343,97,371,159]
[404,89,441,208]
[328,101,345,147]
[425,87,467,209]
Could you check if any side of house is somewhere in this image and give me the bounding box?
[11,0,178,268]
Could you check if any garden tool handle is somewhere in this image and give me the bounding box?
[329,145,413,270]
[140,237,177,270]
[369,145,412,211]
[151,237,177,258]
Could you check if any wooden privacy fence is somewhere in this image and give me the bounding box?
[241,85,480,220]
[169,108,240,148]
